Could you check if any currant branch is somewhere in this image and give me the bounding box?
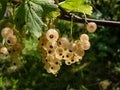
[58,6,120,27]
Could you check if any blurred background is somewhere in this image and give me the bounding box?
[0,0,120,90]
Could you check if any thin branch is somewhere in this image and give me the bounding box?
[59,6,120,27]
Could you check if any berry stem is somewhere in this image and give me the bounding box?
[70,15,73,41]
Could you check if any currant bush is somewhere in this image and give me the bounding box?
[0,21,97,75]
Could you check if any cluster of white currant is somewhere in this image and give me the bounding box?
[0,27,24,65]
[37,22,97,74]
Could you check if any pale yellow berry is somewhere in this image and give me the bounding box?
[87,22,97,33]
[46,41,57,50]
[46,29,59,41]
[73,54,82,62]
[48,64,60,74]
[55,47,65,59]
[57,37,69,49]
[76,41,85,56]
[5,34,17,45]
[1,27,13,38]
[80,34,89,42]
[68,43,77,52]
[0,46,9,55]
[81,41,91,50]
[64,50,73,60]
[65,60,72,65]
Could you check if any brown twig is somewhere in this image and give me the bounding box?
[59,6,120,27]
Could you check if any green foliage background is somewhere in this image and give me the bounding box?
[0,0,120,90]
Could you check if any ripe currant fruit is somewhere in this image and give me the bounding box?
[48,63,60,74]
[46,29,59,41]
[57,37,69,49]
[5,34,17,45]
[87,22,97,33]
[68,43,77,52]
[1,27,13,38]
[0,46,9,55]
[81,41,91,50]
[46,41,57,50]
[80,34,89,42]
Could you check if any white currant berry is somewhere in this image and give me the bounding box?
[1,27,13,38]
[45,54,54,63]
[46,41,57,50]
[55,47,65,59]
[0,46,9,55]
[68,43,77,52]
[47,48,55,55]
[57,37,70,49]
[76,40,84,50]
[5,34,17,45]
[53,57,62,65]
[76,41,85,56]
[65,60,72,65]
[44,63,51,73]
[48,63,60,75]
[46,29,59,41]
[80,34,89,42]
[64,50,73,60]
[55,47,64,54]
[81,41,91,50]
[73,54,82,62]
[87,22,97,33]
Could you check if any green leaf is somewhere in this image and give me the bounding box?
[30,0,60,18]
[46,9,60,19]
[59,0,93,15]
[14,0,60,37]
[0,0,7,20]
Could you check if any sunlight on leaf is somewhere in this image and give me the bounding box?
[59,0,93,15]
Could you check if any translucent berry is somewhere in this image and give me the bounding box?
[53,57,62,65]
[37,41,47,50]
[47,48,55,55]
[76,40,84,50]
[64,50,73,60]
[81,41,91,50]
[65,60,72,65]
[55,47,64,54]
[87,22,97,33]
[49,64,60,74]
[73,54,82,62]
[76,41,85,56]
[1,27,13,38]
[0,46,9,55]
[45,55,54,63]
[80,34,89,42]
[55,47,65,59]
[44,63,51,73]
[57,37,69,49]
[46,41,57,50]
[46,29,59,41]
[68,43,77,52]
[5,34,17,45]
